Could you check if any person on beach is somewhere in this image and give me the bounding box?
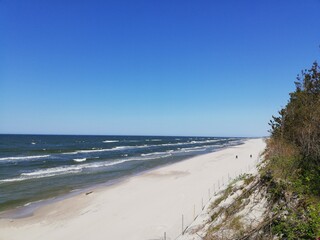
[236,155,238,159]
[250,154,252,158]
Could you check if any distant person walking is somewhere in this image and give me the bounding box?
[236,155,238,159]
[250,154,252,158]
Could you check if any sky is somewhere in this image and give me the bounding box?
[1,0,320,137]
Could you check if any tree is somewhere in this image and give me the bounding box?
[269,62,320,166]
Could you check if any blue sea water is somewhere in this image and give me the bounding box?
[0,134,245,212]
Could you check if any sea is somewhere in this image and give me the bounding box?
[0,134,245,213]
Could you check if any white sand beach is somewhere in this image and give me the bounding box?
[0,138,266,240]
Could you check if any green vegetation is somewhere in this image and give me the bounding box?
[206,174,260,239]
[209,174,251,214]
[203,61,320,239]
[229,216,245,235]
[265,61,320,239]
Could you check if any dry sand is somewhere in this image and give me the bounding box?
[0,138,266,240]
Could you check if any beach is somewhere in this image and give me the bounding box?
[0,138,266,240]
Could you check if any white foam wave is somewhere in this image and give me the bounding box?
[141,152,166,157]
[21,166,82,177]
[113,146,134,150]
[60,140,224,156]
[159,139,220,147]
[0,166,83,183]
[103,140,119,143]
[0,152,174,184]
[73,158,87,162]
[77,148,112,153]
[182,146,206,150]
[133,154,172,161]
[61,146,143,155]
[0,169,82,183]
[76,145,147,154]
[180,147,206,152]
[1,160,125,184]
[0,155,50,161]
[62,152,77,155]
[138,146,211,157]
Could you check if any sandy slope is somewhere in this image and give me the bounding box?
[0,138,266,240]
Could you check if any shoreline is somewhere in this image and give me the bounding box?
[0,138,266,240]
[0,139,246,219]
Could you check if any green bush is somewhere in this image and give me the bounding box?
[272,203,320,239]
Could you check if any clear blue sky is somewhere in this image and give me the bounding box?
[1,0,320,137]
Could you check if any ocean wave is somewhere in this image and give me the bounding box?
[74,145,148,154]
[0,152,174,184]
[0,139,228,163]
[77,148,112,154]
[0,142,223,184]
[73,158,87,162]
[21,166,83,177]
[159,139,221,147]
[0,155,50,161]
[141,152,167,157]
[0,161,120,183]
[0,169,82,183]
[103,140,119,143]
[113,146,134,150]
[182,146,206,150]
[132,154,172,161]
[140,146,206,157]
[59,140,225,156]
[180,147,206,152]
[70,145,149,154]
[60,146,136,155]
[62,152,78,155]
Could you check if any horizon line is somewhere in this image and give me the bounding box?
[0,133,267,138]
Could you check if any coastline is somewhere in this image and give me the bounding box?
[0,138,266,240]
[0,137,244,217]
